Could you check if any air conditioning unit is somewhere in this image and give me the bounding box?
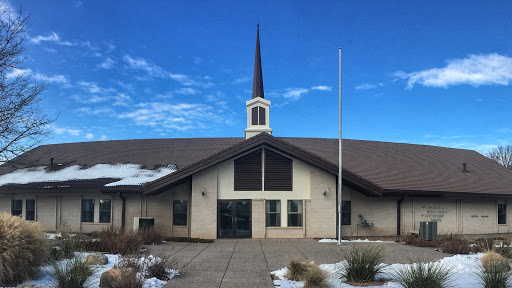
[419,221,437,241]
[133,217,155,232]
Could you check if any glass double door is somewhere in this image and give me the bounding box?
[218,200,251,238]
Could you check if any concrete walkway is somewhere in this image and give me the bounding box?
[145,239,449,288]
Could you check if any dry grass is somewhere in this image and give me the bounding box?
[303,264,329,288]
[75,228,143,255]
[285,257,311,281]
[116,268,144,288]
[389,261,454,288]
[139,228,163,245]
[0,212,47,286]
[341,244,386,284]
[117,254,178,281]
[401,235,437,247]
[481,251,511,273]
[437,234,471,254]
[47,255,96,288]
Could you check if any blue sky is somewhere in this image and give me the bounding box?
[6,0,512,152]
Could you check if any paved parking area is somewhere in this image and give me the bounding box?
[145,239,449,288]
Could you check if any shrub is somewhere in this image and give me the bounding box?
[47,256,95,288]
[473,237,497,253]
[116,268,144,288]
[0,212,47,286]
[285,257,311,281]
[477,262,512,288]
[401,234,437,247]
[389,261,454,288]
[438,234,470,254]
[117,255,142,270]
[143,255,178,280]
[303,265,329,288]
[481,252,511,273]
[75,228,143,255]
[341,244,386,283]
[497,245,512,259]
[139,228,163,245]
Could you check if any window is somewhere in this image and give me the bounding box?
[287,200,303,227]
[81,199,95,223]
[99,199,111,223]
[342,201,351,225]
[234,149,262,191]
[266,200,281,227]
[11,199,22,217]
[264,149,292,191]
[498,203,507,225]
[26,199,35,221]
[173,200,187,226]
[251,106,266,125]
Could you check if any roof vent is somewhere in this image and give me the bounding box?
[50,158,54,167]
[462,163,467,173]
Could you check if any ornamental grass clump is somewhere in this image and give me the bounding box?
[389,261,454,288]
[0,212,47,286]
[477,261,512,288]
[303,264,329,288]
[47,255,96,288]
[341,244,386,284]
[481,251,511,273]
[285,257,311,281]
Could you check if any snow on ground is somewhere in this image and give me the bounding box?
[318,238,395,243]
[0,163,176,187]
[18,252,178,288]
[272,253,486,288]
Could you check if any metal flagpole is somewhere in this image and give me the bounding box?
[338,47,343,245]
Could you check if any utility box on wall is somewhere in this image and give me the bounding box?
[419,221,437,241]
[133,217,155,232]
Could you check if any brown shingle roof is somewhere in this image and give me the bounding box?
[2,136,512,196]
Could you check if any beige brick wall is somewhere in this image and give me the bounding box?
[37,196,57,231]
[61,195,81,231]
[308,166,336,238]
[125,195,142,232]
[191,166,218,239]
[266,227,304,238]
[0,196,10,213]
[252,198,265,238]
[461,199,499,234]
[146,190,172,236]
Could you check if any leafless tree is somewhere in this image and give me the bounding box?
[486,145,512,170]
[0,5,54,162]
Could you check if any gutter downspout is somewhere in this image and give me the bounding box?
[118,192,126,232]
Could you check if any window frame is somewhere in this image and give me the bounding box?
[11,199,22,217]
[498,203,507,225]
[173,200,188,226]
[342,201,351,225]
[265,200,281,227]
[287,200,303,227]
[25,199,36,221]
[99,199,112,223]
[81,199,95,223]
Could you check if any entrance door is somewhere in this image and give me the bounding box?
[218,200,251,238]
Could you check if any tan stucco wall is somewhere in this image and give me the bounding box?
[307,166,336,238]
[190,166,218,239]
[252,198,265,238]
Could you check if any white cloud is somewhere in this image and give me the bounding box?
[0,1,17,24]
[71,94,108,104]
[76,107,115,116]
[74,1,83,8]
[233,77,250,84]
[175,88,198,95]
[30,32,97,50]
[53,127,82,136]
[193,57,203,65]
[100,135,108,141]
[30,32,60,44]
[97,57,115,69]
[355,82,383,90]
[311,85,332,91]
[283,88,309,100]
[6,68,68,84]
[113,93,131,106]
[85,133,94,139]
[395,53,512,89]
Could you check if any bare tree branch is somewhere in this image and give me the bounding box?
[485,145,512,170]
[0,6,55,162]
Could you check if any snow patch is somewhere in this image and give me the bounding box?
[0,163,176,187]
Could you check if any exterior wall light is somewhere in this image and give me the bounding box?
[201,187,206,196]
[323,187,330,197]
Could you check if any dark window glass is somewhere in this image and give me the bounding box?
[287,200,303,227]
[258,106,266,125]
[251,106,258,125]
[11,199,22,216]
[342,201,351,225]
[99,199,111,223]
[26,199,35,221]
[81,199,95,223]
[498,203,507,225]
[264,149,292,191]
[173,200,187,226]
[266,200,281,227]
[234,149,262,191]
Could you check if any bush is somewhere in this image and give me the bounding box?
[401,235,437,247]
[0,212,47,286]
[481,252,511,273]
[75,228,143,255]
[303,265,329,288]
[139,228,163,245]
[438,234,470,254]
[116,268,144,288]
[143,255,178,280]
[389,261,454,288]
[497,245,512,259]
[477,262,512,288]
[285,257,311,281]
[47,256,95,288]
[341,244,386,283]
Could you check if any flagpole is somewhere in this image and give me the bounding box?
[338,47,343,245]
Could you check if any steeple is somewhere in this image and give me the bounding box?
[252,25,264,99]
[245,25,272,139]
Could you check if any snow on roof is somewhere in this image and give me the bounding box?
[0,163,177,187]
